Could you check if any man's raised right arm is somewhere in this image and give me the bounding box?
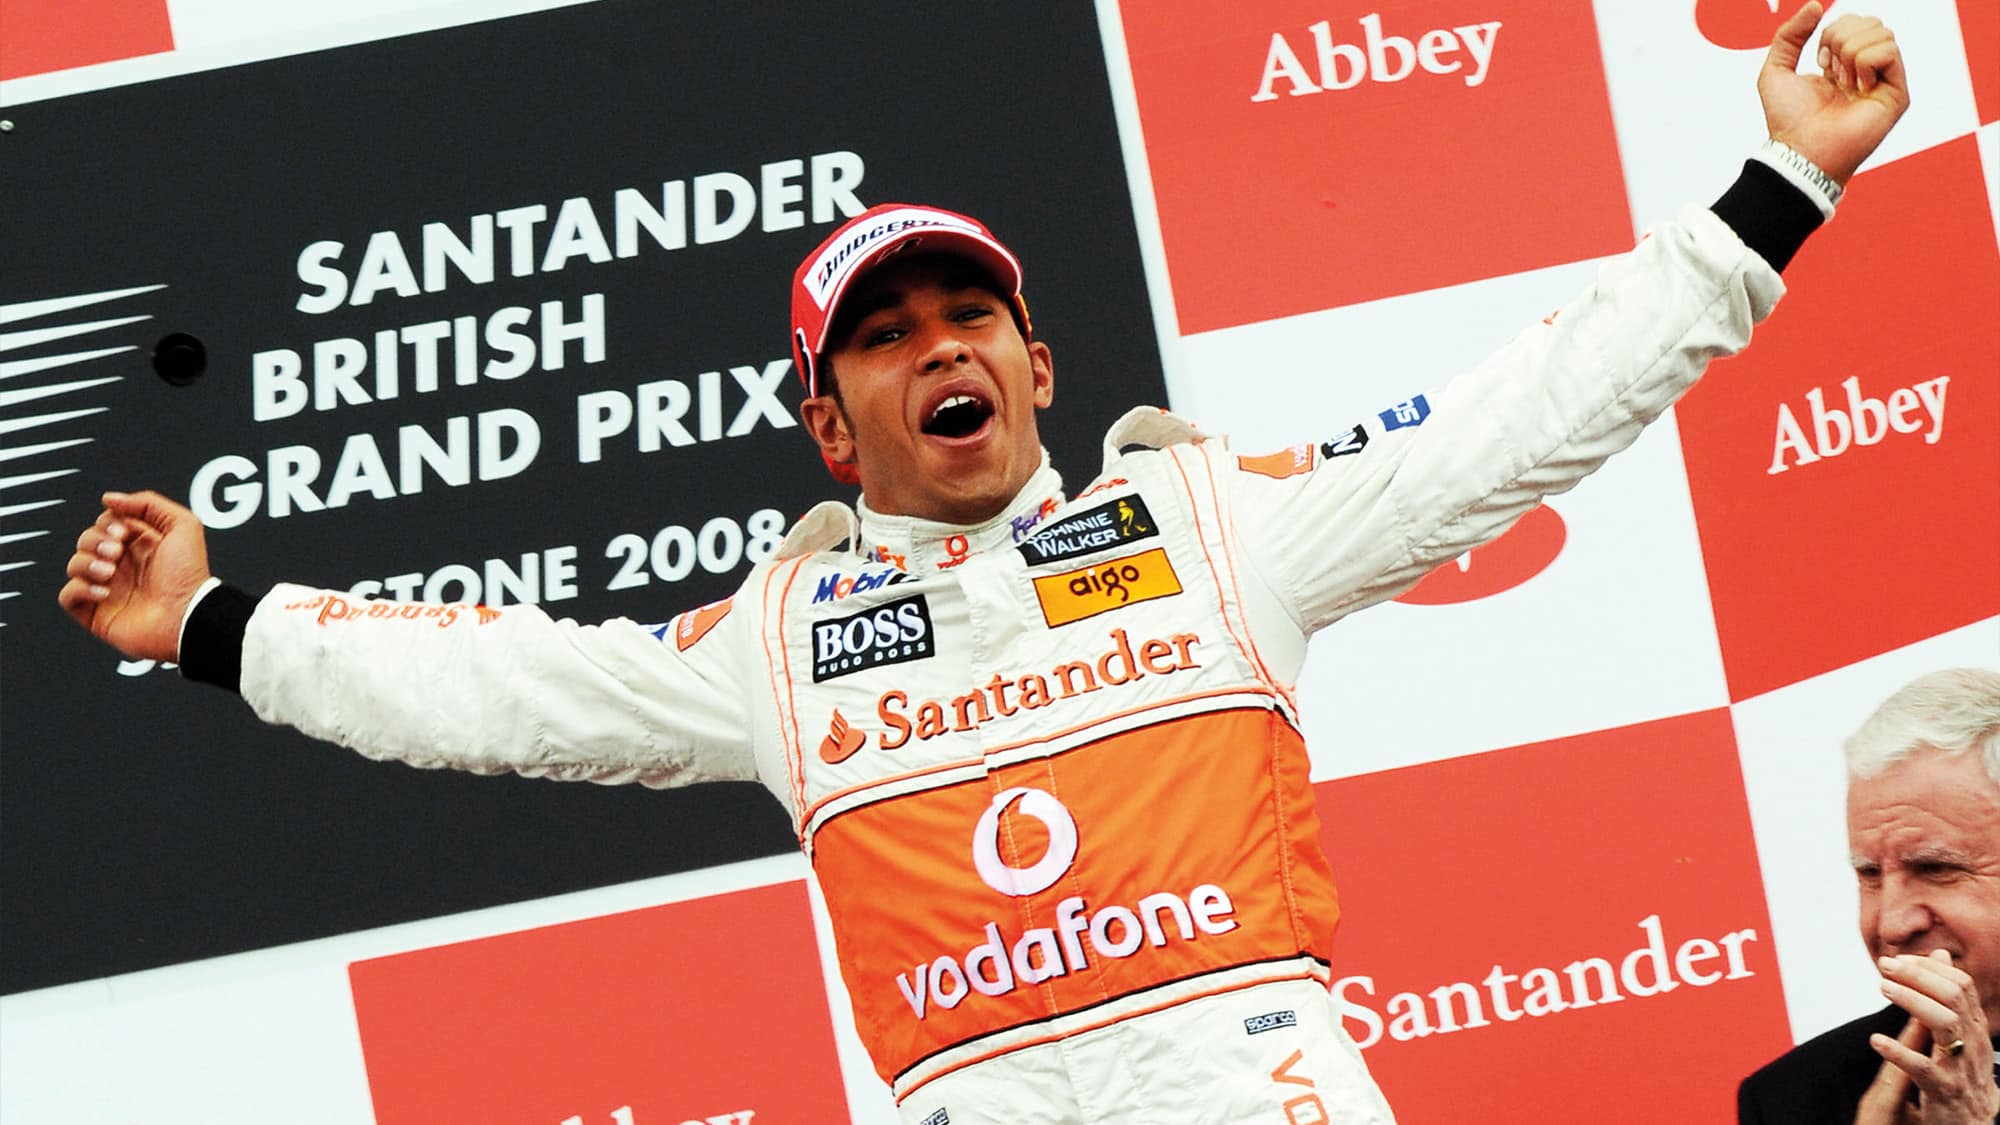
[59,491,760,790]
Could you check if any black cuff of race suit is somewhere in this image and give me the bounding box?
[1710,159,1825,273]
[177,582,259,693]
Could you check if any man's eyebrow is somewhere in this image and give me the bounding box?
[834,268,1003,342]
[841,288,909,326]
[1851,846,1976,870]
[1901,846,1974,866]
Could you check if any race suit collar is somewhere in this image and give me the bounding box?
[856,452,1065,572]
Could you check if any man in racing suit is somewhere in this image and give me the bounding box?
[60,7,1908,1122]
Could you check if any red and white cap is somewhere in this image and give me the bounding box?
[790,202,1028,396]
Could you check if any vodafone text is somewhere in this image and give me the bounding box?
[897,885,1239,1019]
[1253,13,1502,102]
[1270,1049,1332,1124]
[294,152,864,313]
[1335,914,1758,1048]
[1768,374,1949,474]
[557,1109,752,1125]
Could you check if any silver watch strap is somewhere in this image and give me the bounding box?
[1754,139,1843,218]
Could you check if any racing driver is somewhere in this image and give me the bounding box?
[60,7,1909,1122]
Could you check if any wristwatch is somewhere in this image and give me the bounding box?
[1756,139,1844,216]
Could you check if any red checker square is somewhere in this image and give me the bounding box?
[1965,0,2000,127]
[0,0,173,80]
[1315,708,1788,1123]
[1120,0,1631,333]
[1691,0,1798,51]
[1675,134,2000,703]
[348,880,846,1124]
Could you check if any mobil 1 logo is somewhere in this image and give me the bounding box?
[812,594,936,682]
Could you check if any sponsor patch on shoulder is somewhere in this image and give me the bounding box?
[1238,443,1316,479]
[1320,424,1368,459]
[658,596,732,651]
[1378,394,1431,430]
[917,1108,950,1125]
[1244,1009,1297,1035]
[811,593,935,682]
[1017,494,1158,565]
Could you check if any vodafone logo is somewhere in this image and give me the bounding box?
[1695,0,1795,51]
[892,790,1240,1021]
[972,788,1079,896]
[1393,505,1566,605]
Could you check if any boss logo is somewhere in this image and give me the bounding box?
[812,594,934,682]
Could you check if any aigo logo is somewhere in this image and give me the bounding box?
[1695,0,1796,51]
[972,787,1079,896]
[1393,504,1566,605]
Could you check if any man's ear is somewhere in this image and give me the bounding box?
[1030,340,1054,409]
[799,394,856,470]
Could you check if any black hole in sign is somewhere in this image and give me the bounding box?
[152,333,206,386]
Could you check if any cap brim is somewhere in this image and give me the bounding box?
[805,228,1023,358]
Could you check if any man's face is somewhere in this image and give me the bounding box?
[800,253,1053,525]
[1848,749,2000,1025]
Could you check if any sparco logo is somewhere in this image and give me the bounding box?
[812,594,934,682]
[894,787,1240,1020]
[1017,494,1157,565]
[1244,1010,1297,1036]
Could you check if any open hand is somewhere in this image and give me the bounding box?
[1859,950,1999,1124]
[57,490,213,663]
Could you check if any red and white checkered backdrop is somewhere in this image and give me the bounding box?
[2,1,1994,1121]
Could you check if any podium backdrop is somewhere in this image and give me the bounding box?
[3,1,1995,1121]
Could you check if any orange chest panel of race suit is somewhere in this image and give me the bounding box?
[749,450,1343,1089]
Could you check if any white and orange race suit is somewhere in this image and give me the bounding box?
[188,195,1799,1123]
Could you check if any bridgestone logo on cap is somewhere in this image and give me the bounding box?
[805,208,986,308]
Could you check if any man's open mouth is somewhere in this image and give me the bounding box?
[922,393,994,439]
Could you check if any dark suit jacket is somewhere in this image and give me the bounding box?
[1738,1004,1909,1123]
[1739,1004,2000,1123]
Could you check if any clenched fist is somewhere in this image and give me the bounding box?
[1760,3,1912,185]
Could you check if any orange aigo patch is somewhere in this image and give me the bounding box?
[1032,548,1183,628]
[1237,443,1316,480]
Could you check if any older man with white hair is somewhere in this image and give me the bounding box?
[1739,668,2000,1124]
